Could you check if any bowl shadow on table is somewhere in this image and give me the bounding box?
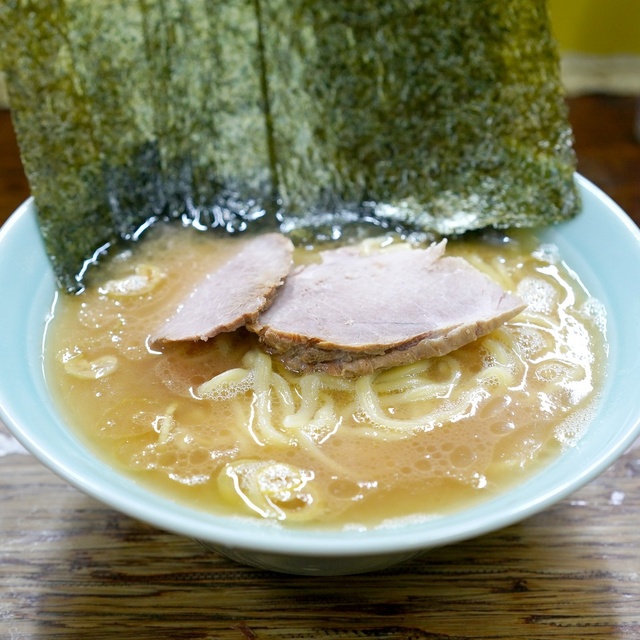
[18,482,634,640]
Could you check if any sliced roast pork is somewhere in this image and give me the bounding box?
[248,240,526,376]
[153,233,294,343]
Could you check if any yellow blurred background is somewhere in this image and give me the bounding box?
[549,0,640,54]
[549,0,640,94]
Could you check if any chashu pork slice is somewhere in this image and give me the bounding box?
[248,240,526,376]
[153,233,294,343]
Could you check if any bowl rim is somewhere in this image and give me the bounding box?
[1,173,640,558]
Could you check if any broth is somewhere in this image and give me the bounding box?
[43,226,607,529]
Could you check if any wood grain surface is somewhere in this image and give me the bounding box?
[1,96,640,639]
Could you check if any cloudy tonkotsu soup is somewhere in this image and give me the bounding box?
[43,226,606,529]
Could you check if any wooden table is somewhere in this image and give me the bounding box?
[1,98,640,639]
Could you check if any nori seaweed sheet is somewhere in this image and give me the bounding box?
[0,0,579,292]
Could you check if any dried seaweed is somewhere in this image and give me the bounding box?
[0,0,578,292]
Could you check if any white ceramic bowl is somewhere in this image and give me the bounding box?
[1,174,640,576]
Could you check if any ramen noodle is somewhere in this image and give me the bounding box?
[43,226,606,528]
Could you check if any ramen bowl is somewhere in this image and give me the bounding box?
[1,174,640,576]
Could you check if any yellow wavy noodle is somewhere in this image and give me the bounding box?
[217,459,324,522]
